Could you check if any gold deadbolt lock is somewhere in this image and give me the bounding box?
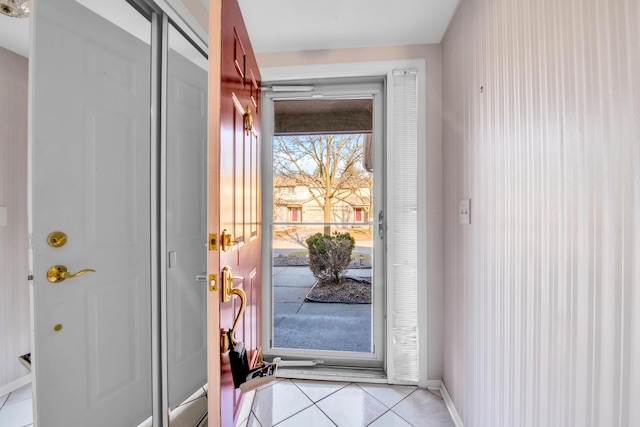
[220,229,238,252]
[47,231,67,248]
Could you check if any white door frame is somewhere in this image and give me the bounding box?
[151,0,208,52]
[260,59,429,385]
[262,81,386,369]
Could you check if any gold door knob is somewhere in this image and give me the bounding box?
[47,265,96,283]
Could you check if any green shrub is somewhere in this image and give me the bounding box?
[305,232,355,284]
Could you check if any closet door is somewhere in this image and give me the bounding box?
[165,23,208,410]
[30,0,153,425]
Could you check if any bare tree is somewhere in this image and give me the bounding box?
[273,134,371,235]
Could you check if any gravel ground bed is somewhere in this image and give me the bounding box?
[305,277,372,304]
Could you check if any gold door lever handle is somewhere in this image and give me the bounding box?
[221,265,246,346]
[226,287,246,345]
[47,265,96,283]
[221,265,244,302]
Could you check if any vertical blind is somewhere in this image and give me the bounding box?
[390,69,419,382]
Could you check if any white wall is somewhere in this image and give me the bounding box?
[0,46,30,388]
[257,44,445,381]
[442,0,639,425]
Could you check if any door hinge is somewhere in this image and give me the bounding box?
[208,233,217,251]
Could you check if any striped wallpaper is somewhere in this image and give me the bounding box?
[442,0,639,425]
[0,47,30,388]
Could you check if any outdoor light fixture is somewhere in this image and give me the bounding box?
[0,0,30,18]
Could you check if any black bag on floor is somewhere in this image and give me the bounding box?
[228,330,251,388]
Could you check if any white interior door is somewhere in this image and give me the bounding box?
[30,1,153,425]
[165,24,208,410]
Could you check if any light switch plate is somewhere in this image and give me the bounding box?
[459,199,470,225]
[0,207,7,227]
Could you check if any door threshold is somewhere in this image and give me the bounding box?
[276,366,387,384]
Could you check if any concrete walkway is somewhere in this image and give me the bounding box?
[273,266,372,352]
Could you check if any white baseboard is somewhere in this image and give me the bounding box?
[0,374,32,398]
[426,379,464,427]
[426,379,443,390]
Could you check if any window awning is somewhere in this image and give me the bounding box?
[274,98,373,135]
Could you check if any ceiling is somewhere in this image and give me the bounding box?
[0,0,459,58]
[238,0,459,53]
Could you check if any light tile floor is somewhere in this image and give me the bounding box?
[0,379,455,427]
[240,379,455,427]
[0,382,208,427]
[0,383,33,427]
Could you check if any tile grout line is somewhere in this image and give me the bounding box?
[250,408,264,427]
[0,391,12,411]
[388,408,418,427]
[270,380,356,427]
[426,388,445,400]
[0,389,35,427]
[364,409,392,426]
[311,401,339,427]
[269,379,322,426]
[291,380,353,427]
[271,401,314,426]
[292,378,349,404]
[253,379,308,426]
[386,388,420,427]
[356,382,403,426]
[353,382,411,410]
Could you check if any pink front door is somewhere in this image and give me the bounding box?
[208,0,262,425]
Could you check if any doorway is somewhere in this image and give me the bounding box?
[262,81,385,370]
